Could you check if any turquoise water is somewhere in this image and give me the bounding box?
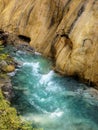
[6,46,98,130]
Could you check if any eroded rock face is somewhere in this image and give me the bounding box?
[0,0,98,86]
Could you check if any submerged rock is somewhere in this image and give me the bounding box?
[83,88,98,100]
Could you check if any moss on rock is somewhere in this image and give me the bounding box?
[0,90,33,130]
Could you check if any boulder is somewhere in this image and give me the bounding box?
[4,64,15,72]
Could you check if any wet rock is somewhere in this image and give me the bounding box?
[15,44,35,54]
[7,71,16,76]
[0,78,15,101]
[0,60,7,66]
[14,60,23,68]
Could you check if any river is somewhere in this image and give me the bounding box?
[5,45,98,130]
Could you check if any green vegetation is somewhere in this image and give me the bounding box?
[0,90,33,130]
[0,45,33,130]
[0,46,16,72]
[0,53,14,64]
[0,45,14,64]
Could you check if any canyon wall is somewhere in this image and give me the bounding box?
[0,0,98,86]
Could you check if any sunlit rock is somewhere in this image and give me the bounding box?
[0,0,98,86]
[5,64,15,72]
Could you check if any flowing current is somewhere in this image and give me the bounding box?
[6,46,98,130]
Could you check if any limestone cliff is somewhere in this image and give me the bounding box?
[0,0,98,86]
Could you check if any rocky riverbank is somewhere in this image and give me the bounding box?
[0,32,35,130]
[0,29,35,99]
[0,47,15,101]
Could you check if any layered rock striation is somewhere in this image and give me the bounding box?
[0,0,98,86]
